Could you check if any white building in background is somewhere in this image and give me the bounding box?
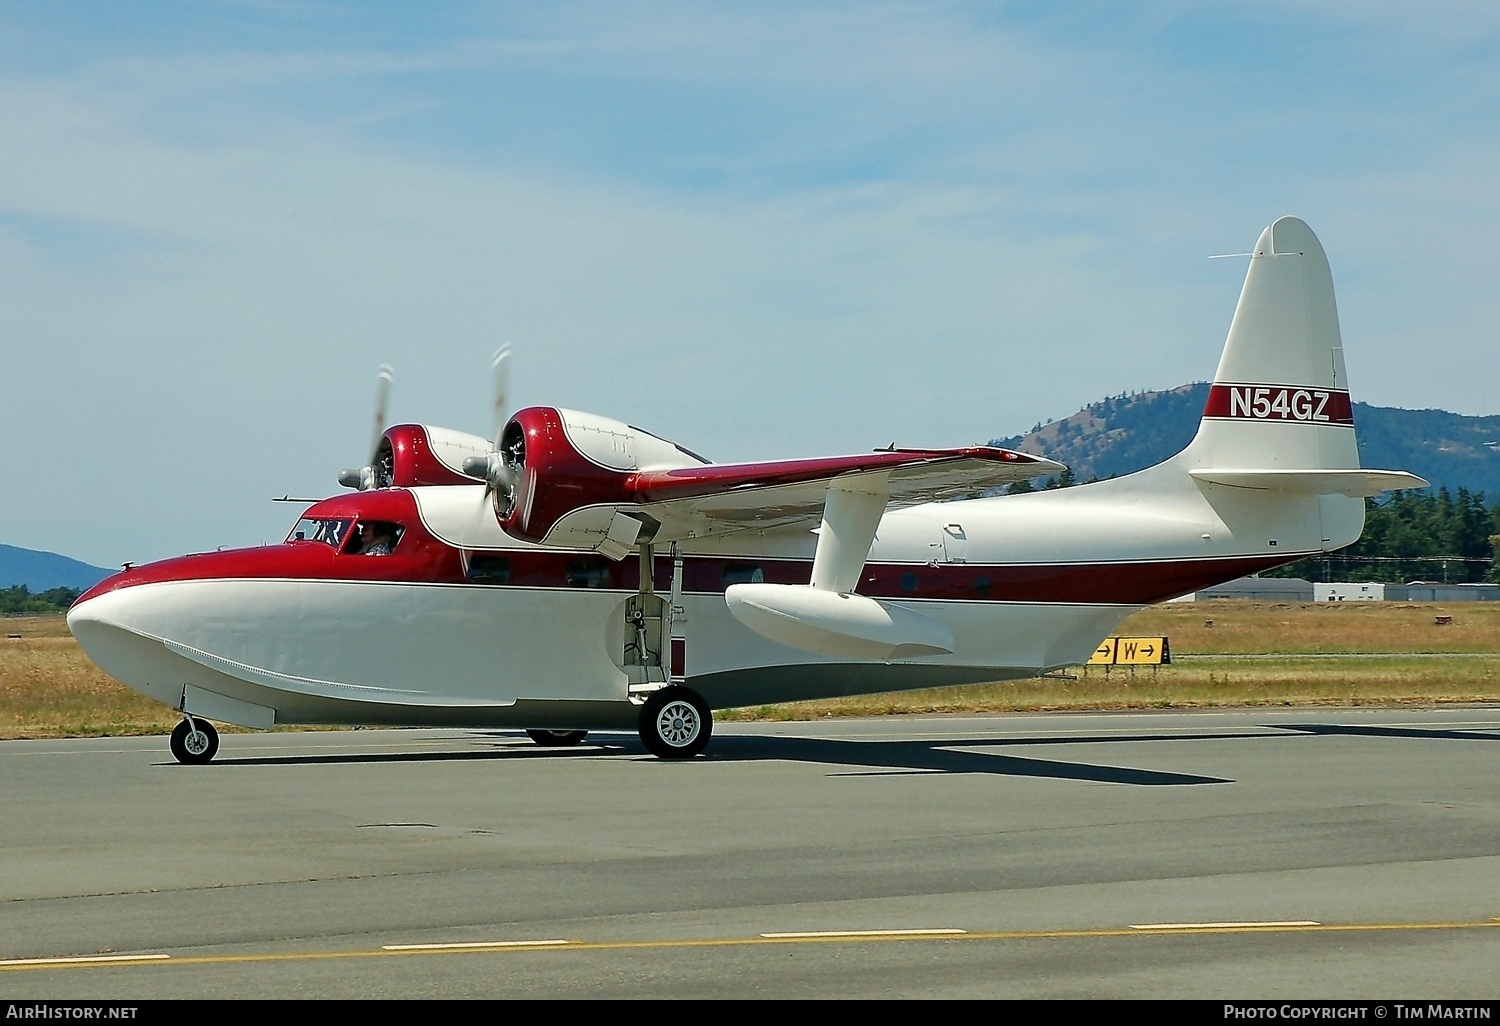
[1167,577,1500,603]
[1398,582,1500,602]
[1314,582,1385,602]
[1171,576,1315,602]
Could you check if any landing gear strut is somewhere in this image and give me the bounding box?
[170,717,219,765]
[620,537,708,758]
[638,685,712,759]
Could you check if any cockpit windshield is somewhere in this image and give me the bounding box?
[287,518,350,547]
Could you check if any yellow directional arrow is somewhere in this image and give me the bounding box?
[1088,638,1119,665]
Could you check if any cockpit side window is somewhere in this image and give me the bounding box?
[352,520,404,556]
[288,518,350,548]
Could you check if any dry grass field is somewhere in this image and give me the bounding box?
[726,600,1500,720]
[0,615,181,739]
[3,601,1498,739]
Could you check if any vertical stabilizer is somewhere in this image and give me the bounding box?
[1173,217,1424,552]
[1186,216,1357,474]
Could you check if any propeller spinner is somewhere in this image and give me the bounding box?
[337,364,394,490]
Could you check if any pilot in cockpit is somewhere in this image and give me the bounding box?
[362,523,399,556]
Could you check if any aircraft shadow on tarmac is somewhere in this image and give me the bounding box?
[1273,722,1500,742]
[193,729,1253,786]
[697,734,1232,785]
[163,719,1500,780]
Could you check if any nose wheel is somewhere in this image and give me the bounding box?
[638,686,712,759]
[170,717,219,765]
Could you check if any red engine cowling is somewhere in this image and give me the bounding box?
[376,425,490,489]
[495,406,708,544]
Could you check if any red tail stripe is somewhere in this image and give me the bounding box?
[1202,384,1353,425]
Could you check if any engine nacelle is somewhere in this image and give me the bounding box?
[496,407,708,547]
[361,425,491,489]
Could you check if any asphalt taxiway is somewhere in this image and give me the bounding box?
[2,708,1499,998]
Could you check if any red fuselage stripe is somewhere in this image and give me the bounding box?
[78,545,1296,608]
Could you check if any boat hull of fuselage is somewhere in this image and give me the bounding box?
[67,575,1139,728]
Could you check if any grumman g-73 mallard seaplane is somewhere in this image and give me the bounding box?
[69,217,1426,763]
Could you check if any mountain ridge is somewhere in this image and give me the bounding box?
[992,383,1500,498]
[0,544,113,592]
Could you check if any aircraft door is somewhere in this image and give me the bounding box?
[941,523,968,563]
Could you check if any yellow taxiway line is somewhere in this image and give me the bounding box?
[4,918,1498,972]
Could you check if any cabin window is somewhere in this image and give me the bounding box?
[466,554,512,584]
[974,575,993,597]
[288,518,350,548]
[566,558,611,588]
[352,521,404,555]
[722,564,765,586]
[899,571,919,593]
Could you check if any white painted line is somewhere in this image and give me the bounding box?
[380,939,570,951]
[1129,920,1320,930]
[759,928,967,939]
[0,953,171,967]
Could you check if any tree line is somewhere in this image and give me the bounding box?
[1267,488,1500,584]
[1,586,83,615]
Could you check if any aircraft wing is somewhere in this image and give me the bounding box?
[637,448,1059,523]
[539,446,1065,553]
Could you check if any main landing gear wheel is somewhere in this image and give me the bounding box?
[525,729,589,747]
[170,718,219,765]
[638,686,712,759]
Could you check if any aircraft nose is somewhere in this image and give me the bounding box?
[68,577,144,641]
[68,586,141,663]
[67,587,115,640]
[66,584,185,709]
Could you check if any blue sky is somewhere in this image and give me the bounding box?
[3,2,1498,567]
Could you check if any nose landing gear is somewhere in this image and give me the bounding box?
[170,717,219,765]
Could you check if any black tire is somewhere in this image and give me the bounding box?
[169,719,219,765]
[525,729,589,747]
[638,686,712,759]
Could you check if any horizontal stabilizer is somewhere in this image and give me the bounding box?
[1190,469,1429,498]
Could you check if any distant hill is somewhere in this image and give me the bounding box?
[0,544,113,591]
[993,383,1500,499]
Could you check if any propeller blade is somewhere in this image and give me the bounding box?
[370,364,394,464]
[459,346,518,510]
[340,364,395,490]
[490,345,511,450]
